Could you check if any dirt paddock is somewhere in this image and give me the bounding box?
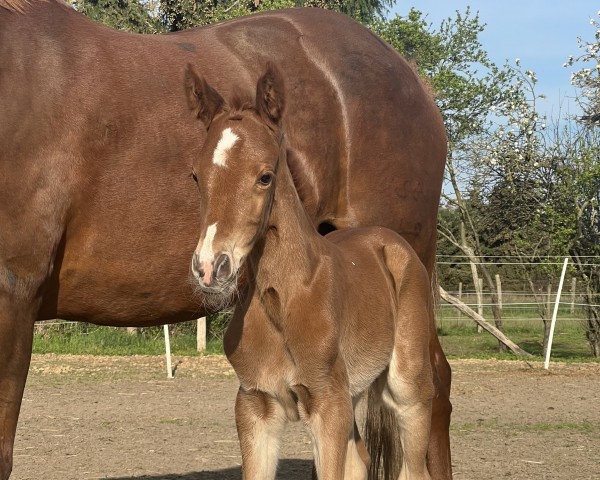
[12,355,600,479]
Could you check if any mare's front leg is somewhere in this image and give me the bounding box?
[428,336,453,479]
[0,296,36,480]
[235,387,287,480]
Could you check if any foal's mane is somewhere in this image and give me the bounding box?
[226,88,255,117]
[0,0,49,13]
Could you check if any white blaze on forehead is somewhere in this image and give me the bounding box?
[197,223,218,262]
[212,127,239,167]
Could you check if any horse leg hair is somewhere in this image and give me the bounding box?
[342,406,368,480]
[297,367,353,480]
[0,294,36,480]
[234,387,287,480]
[426,275,453,479]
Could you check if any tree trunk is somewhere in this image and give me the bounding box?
[439,287,532,357]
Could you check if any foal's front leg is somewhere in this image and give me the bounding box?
[296,374,354,480]
[235,387,287,480]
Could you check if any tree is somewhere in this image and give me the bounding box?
[374,9,530,350]
[566,11,600,125]
[159,0,392,32]
[72,0,163,33]
[544,125,600,356]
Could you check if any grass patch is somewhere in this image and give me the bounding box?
[451,419,598,435]
[33,321,224,356]
[437,318,597,361]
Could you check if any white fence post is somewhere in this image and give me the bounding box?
[544,257,570,370]
[197,317,207,352]
[164,324,173,379]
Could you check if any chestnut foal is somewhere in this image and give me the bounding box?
[189,63,435,480]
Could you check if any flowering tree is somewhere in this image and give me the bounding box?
[566,11,600,125]
[459,13,600,356]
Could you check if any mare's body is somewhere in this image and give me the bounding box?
[189,63,437,479]
[0,1,450,478]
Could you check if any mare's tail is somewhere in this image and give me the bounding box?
[363,385,403,480]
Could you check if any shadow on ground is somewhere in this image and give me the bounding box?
[108,459,313,480]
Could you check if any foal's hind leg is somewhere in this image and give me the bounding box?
[234,387,287,480]
[0,295,36,480]
[381,348,434,480]
[343,409,368,480]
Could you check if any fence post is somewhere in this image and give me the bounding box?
[570,277,576,314]
[457,282,463,322]
[164,324,173,379]
[544,257,570,370]
[496,274,502,311]
[197,317,207,352]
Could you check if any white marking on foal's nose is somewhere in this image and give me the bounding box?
[198,223,217,262]
[194,223,218,284]
[213,128,239,167]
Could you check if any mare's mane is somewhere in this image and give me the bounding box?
[0,0,49,13]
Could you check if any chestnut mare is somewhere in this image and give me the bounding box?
[189,62,437,480]
[0,1,450,478]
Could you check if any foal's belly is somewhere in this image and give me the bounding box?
[345,339,394,397]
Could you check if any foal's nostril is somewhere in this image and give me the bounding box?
[214,254,232,281]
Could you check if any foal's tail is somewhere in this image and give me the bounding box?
[363,386,403,480]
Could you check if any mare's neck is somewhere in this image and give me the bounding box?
[248,158,321,293]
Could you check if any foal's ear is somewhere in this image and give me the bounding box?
[184,63,225,128]
[255,62,285,127]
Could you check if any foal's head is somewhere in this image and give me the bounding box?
[186,62,285,303]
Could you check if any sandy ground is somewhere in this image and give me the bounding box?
[10,355,600,479]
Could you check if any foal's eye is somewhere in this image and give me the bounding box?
[191,171,198,183]
[258,173,273,187]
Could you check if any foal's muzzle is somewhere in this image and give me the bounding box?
[192,252,233,289]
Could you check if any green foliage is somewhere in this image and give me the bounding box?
[372,8,519,147]
[159,0,391,31]
[72,0,164,33]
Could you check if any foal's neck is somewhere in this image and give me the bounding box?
[249,158,321,293]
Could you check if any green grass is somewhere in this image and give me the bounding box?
[33,322,223,356]
[437,315,597,361]
[451,419,599,435]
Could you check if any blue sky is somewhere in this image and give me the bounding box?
[389,1,599,119]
